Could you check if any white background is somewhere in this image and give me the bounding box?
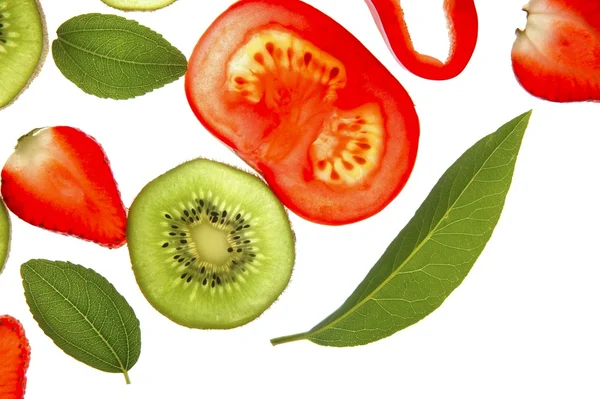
[1,0,599,398]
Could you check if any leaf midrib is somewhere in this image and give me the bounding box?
[60,27,168,46]
[56,36,187,67]
[25,264,129,374]
[55,40,182,92]
[307,117,527,340]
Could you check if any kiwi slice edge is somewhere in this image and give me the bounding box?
[100,0,177,11]
[0,0,48,110]
[127,158,296,329]
[0,198,10,274]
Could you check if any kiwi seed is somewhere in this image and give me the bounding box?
[127,159,295,329]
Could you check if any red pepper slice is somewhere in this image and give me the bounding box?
[366,0,478,80]
[185,0,420,225]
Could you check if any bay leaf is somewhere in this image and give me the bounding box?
[52,13,187,99]
[21,259,141,383]
[271,110,532,347]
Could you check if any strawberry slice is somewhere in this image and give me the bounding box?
[1,126,127,248]
[511,0,600,102]
[0,315,30,399]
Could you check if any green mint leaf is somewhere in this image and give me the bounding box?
[271,111,532,347]
[52,13,187,99]
[21,259,141,383]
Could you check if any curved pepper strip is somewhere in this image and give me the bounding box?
[365,0,478,80]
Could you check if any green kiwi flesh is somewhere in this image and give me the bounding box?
[127,159,295,329]
[101,0,177,11]
[0,0,47,109]
[0,198,10,274]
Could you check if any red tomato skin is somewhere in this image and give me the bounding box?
[366,0,478,80]
[185,0,420,225]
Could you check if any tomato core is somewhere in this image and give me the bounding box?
[226,28,386,189]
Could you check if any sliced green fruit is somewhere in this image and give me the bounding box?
[0,0,47,109]
[100,0,177,11]
[127,159,295,329]
[0,198,10,274]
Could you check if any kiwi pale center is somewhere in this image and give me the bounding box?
[160,193,259,290]
[191,222,231,266]
[226,29,387,188]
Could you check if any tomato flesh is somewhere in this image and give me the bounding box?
[185,0,420,225]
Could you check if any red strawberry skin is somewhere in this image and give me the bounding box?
[511,0,600,102]
[0,315,30,399]
[1,126,127,248]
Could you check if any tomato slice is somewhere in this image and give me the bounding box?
[366,0,478,80]
[185,0,419,225]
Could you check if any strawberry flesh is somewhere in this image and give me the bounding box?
[511,0,600,102]
[1,126,127,248]
[0,315,30,399]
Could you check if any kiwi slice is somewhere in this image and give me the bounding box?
[0,0,47,109]
[0,198,10,274]
[100,0,177,11]
[128,159,295,329]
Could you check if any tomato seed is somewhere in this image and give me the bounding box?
[353,156,366,165]
[254,53,265,65]
[329,67,340,79]
[304,52,312,66]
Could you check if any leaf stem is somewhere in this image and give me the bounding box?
[270,332,308,346]
[123,370,131,385]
